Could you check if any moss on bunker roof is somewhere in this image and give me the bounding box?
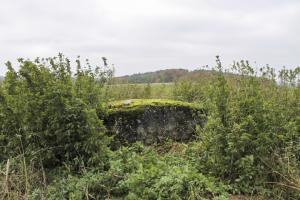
[107,99,203,114]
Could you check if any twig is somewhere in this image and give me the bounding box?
[5,159,10,193]
[265,182,300,192]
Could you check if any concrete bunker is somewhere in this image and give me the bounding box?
[100,99,206,146]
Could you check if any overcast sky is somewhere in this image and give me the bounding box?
[1,0,300,76]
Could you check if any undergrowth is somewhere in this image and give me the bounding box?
[0,55,299,199]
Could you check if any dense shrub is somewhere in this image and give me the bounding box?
[33,144,228,200]
[173,80,207,102]
[0,54,112,169]
[198,58,300,197]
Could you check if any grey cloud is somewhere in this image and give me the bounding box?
[0,0,300,76]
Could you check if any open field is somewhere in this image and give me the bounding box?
[104,82,174,100]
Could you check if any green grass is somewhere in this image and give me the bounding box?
[104,83,174,101]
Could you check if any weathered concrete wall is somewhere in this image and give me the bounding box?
[101,99,206,146]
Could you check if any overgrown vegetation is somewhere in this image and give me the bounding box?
[0,54,299,199]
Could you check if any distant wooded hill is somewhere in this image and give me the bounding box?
[0,76,4,81]
[113,69,215,84]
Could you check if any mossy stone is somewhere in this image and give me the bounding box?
[99,99,206,147]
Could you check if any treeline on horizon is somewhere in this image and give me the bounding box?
[113,63,300,84]
[114,68,215,84]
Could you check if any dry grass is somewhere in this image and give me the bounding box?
[230,195,265,200]
[0,157,46,200]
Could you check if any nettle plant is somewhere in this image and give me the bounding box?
[0,54,113,169]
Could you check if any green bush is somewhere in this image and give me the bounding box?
[38,144,228,200]
[0,54,112,169]
[198,58,300,197]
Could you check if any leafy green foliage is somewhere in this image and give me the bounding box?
[198,58,300,197]
[0,54,112,169]
[173,80,207,102]
[36,144,228,200]
[1,54,299,199]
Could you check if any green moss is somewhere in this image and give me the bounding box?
[107,99,204,115]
